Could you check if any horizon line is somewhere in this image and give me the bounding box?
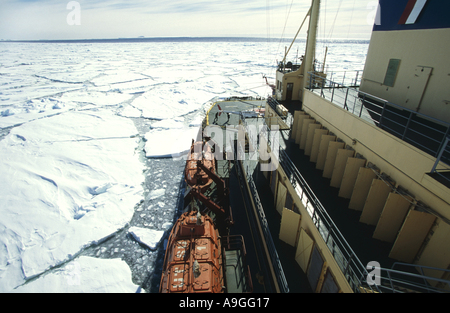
[0,36,371,43]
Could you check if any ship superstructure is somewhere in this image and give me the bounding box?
[268,0,450,292]
[360,0,450,123]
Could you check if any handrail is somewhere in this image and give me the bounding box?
[376,263,450,293]
[306,72,450,167]
[221,235,254,293]
[232,135,290,293]
[228,97,450,293]
[277,147,379,293]
[430,137,450,185]
[326,70,363,87]
[276,138,450,293]
[257,106,379,292]
[259,103,450,293]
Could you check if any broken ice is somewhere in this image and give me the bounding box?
[128,227,165,251]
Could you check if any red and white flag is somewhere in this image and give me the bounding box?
[398,0,428,25]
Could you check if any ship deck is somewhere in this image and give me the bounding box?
[207,99,312,292]
[278,99,398,271]
[206,98,404,293]
[206,98,266,127]
[202,96,434,293]
[283,136,396,269]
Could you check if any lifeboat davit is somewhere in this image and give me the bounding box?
[159,210,224,293]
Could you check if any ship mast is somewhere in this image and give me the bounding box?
[302,0,320,100]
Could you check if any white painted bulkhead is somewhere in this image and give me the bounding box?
[286,90,450,288]
[360,28,450,124]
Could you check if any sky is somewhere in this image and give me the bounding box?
[0,0,379,40]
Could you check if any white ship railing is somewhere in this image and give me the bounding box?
[307,72,450,177]
[325,69,362,87]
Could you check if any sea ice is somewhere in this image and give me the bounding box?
[90,70,148,86]
[197,74,238,94]
[59,89,133,107]
[34,70,99,84]
[128,227,165,251]
[140,67,204,84]
[161,222,173,231]
[188,112,204,127]
[13,256,140,293]
[150,118,184,130]
[0,81,82,107]
[0,98,78,128]
[0,110,144,292]
[109,78,156,94]
[131,84,213,120]
[119,104,142,118]
[144,126,200,158]
[147,188,165,201]
[1,109,14,117]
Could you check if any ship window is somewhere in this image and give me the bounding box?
[383,59,401,87]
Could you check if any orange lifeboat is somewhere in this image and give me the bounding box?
[159,210,224,293]
[185,141,215,193]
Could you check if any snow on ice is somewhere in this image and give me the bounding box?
[128,227,165,251]
[131,84,212,120]
[13,256,140,293]
[119,105,142,118]
[144,127,200,158]
[0,110,144,291]
[147,188,166,201]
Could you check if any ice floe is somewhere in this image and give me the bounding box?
[13,256,140,293]
[147,188,165,201]
[0,97,80,128]
[119,104,142,118]
[59,89,133,107]
[128,227,165,251]
[144,126,201,158]
[0,110,144,292]
[131,84,213,120]
[90,70,149,86]
[150,118,184,130]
